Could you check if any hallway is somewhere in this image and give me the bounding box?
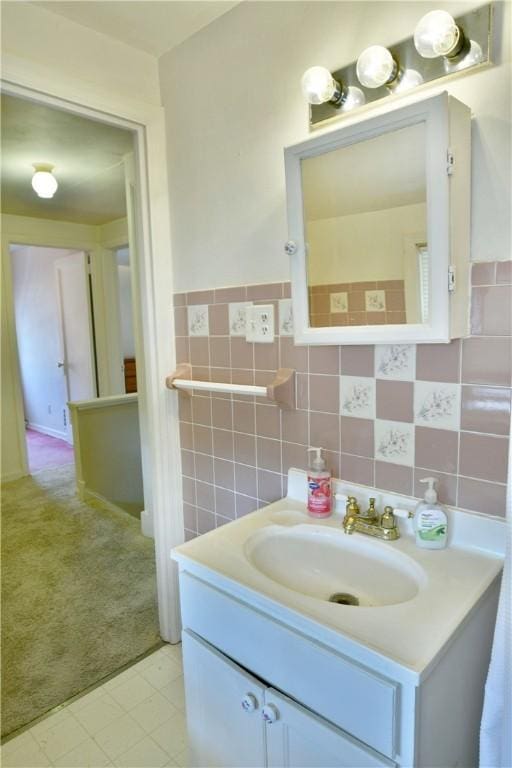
[26,429,74,473]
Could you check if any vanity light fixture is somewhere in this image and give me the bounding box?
[413,10,465,59]
[301,66,366,111]
[356,46,398,89]
[31,163,58,199]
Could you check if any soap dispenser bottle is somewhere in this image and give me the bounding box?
[414,477,448,549]
[306,447,332,518]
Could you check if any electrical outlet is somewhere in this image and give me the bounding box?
[245,304,275,343]
[63,409,67,427]
[47,404,52,415]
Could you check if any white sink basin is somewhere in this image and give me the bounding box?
[244,523,425,607]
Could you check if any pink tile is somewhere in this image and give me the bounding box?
[211,398,233,430]
[187,289,214,305]
[256,403,281,439]
[196,481,215,511]
[340,416,373,458]
[340,454,374,486]
[415,426,458,473]
[385,291,405,311]
[282,442,308,474]
[323,450,341,479]
[193,425,213,455]
[210,337,230,368]
[213,458,234,490]
[174,293,186,307]
[376,380,414,422]
[195,452,213,484]
[414,469,457,507]
[310,293,330,314]
[279,338,308,372]
[375,461,413,495]
[214,286,246,303]
[310,412,340,453]
[458,477,507,517]
[230,338,254,369]
[331,313,349,326]
[461,385,511,436]
[309,375,339,414]
[257,437,282,472]
[179,421,193,450]
[178,393,192,422]
[255,371,275,386]
[282,410,308,445]
[234,432,256,465]
[296,374,309,409]
[416,340,461,383]
[216,514,233,528]
[190,338,210,366]
[246,283,282,301]
[215,487,236,519]
[182,476,195,504]
[181,449,195,478]
[184,530,198,541]
[282,282,292,299]
[174,306,188,336]
[367,312,387,325]
[340,346,374,377]
[351,281,377,290]
[496,260,512,284]
[209,305,229,336]
[236,494,259,518]
[235,463,257,496]
[192,366,210,381]
[349,312,366,325]
[377,280,404,290]
[231,369,254,387]
[254,342,278,371]
[175,336,189,363]
[309,346,340,375]
[471,262,496,285]
[212,428,234,460]
[348,292,365,312]
[471,285,512,336]
[197,507,215,533]
[462,337,512,387]
[233,401,255,434]
[183,503,197,531]
[192,396,211,426]
[459,432,509,483]
[257,470,282,502]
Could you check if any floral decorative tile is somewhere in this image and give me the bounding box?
[375,344,416,381]
[228,302,252,337]
[414,381,461,430]
[365,290,386,312]
[374,419,415,466]
[330,292,348,313]
[187,305,209,337]
[340,376,375,419]
[279,299,294,336]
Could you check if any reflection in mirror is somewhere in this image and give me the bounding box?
[302,123,429,328]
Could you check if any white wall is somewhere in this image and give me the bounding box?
[117,265,136,358]
[11,245,76,438]
[159,1,511,292]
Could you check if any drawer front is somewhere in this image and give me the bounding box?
[179,571,398,758]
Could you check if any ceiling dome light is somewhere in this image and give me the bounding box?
[356,46,398,89]
[32,164,58,199]
[414,10,463,59]
[301,66,342,105]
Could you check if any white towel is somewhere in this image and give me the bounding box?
[479,428,512,767]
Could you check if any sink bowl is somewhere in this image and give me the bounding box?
[244,523,425,607]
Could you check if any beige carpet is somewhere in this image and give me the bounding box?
[1,465,161,738]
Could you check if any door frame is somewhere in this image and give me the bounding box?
[0,77,183,643]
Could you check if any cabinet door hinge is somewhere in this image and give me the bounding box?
[447,149,455,175]
[448,265,456,292]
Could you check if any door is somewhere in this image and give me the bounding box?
[55,251,97,442]
[265,688,395,768]
[182,630,267,768]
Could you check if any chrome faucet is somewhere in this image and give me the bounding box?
[336,494,412,541]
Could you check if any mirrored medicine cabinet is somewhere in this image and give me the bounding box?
[284,92,471,345]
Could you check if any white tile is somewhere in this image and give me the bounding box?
[1,730,39,758]
[73,692,125,735]
[160,676,185,712]
[159,643,182,666]
[2,739,52,768]
[172,747,189,768]
[139,657,182,691]
[115,736,169,768]
[375,344,416,381]
[329,292,348,314]
[30,707,74,737]
[150,712,187,759]
[33,717,89,762]
[53,737,111,767]
[340,376,375,419]
[278,299,294,336]
[94,713,146,760]
[129,691,176,733]
[228,302,251,337]
[68,685,110,714]
[414,381,461,430]
[374,419,415,466]
[109,674,156,710]
[365,289,386,312]
[102,664,139,692]
[187,305,209,337]
[132,650,168,672]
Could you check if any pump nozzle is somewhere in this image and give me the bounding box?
[307,447,326,471]
[420,477,438,504]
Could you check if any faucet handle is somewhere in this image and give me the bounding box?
[393,508,414,520]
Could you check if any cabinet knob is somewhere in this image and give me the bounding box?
[241,693,258,712]
[284,240,297,256]
[262,703,279,724]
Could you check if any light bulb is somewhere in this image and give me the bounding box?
[414,10,461,59]
[391,68,424,94]
[356,46,398,89]
[444,39,483,73]
[341,86,366,112]
[31,164,58,199]
[301,66,340,105]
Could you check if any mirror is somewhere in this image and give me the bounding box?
[302,122,429,329]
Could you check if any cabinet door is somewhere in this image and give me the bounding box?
[182,630,267,768]
[264,688,395,768]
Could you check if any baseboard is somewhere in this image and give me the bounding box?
[27,422,67,441]
[1,470,25,483]
[141,509,154,539]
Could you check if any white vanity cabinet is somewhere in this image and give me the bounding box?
[183,629,392,768]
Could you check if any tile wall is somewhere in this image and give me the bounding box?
[174,261,511,538]
[309,280,406,327]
